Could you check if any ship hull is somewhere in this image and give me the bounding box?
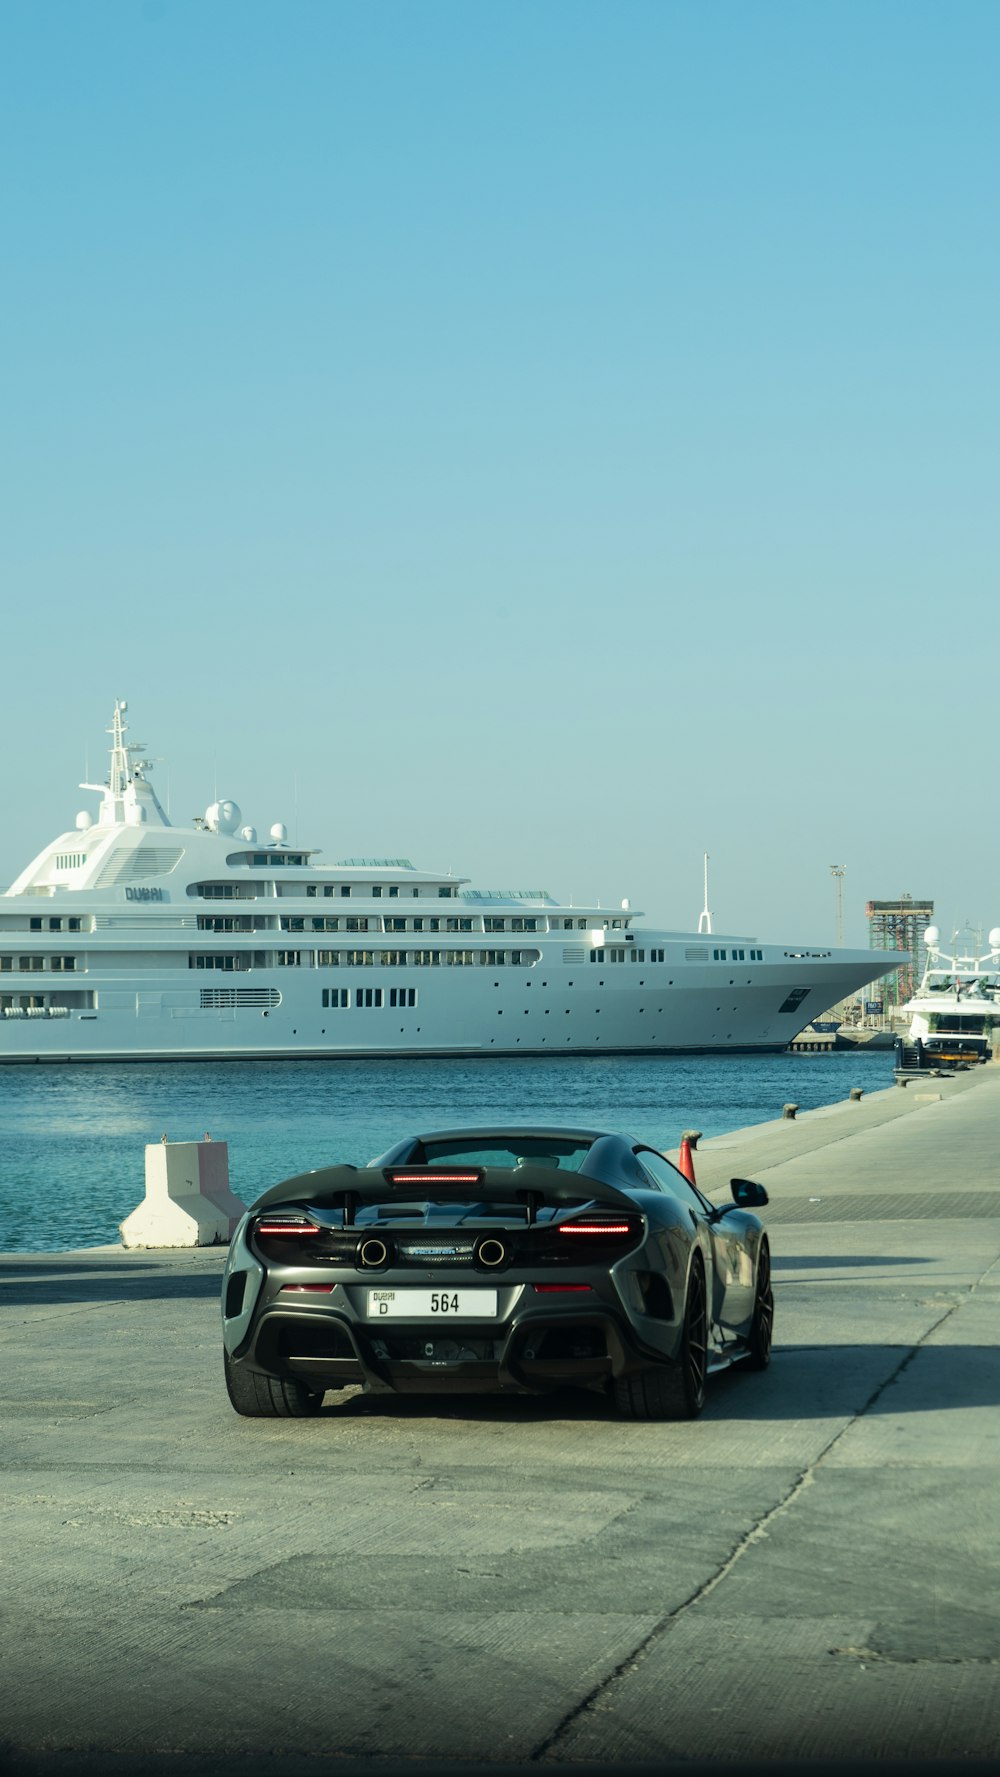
[0,951,887,1063]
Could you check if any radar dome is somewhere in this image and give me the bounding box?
[75,811,93,832]
[270,821,288,844]
[239,825,258,844]
[989,928,1000,949]
[923,926,940,946]
[215,800,241,835]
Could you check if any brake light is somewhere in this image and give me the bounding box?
[533,1283,594,1293]
[278,1283,334,1293]
[256,1218,322,1237]
[560,1222,635,1236]
[387,1171,482,1185]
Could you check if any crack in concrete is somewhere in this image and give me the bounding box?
[530,1284,983,1763]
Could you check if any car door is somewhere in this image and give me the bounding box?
[634,1147,752,1329]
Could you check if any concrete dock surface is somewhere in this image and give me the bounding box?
[2,1066,999,1773]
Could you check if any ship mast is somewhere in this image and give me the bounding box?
[697,853,713,935]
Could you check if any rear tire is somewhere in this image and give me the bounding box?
[745,1237,774,1371]
[614,1255,708,1421]
[224,1351,323,1417]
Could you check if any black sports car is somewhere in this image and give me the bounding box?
[222,1126,773,1421]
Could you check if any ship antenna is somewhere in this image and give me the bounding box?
[697,853,713,935]
[108,699,131,804]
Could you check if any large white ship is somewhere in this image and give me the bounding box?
[1,703,901,1063]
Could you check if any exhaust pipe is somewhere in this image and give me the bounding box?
[476,1237,509,1270]
[357,1236,392,1270]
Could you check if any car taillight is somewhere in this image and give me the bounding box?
[559,1221,636,1237]
[256,1217,322,1237]
[278,1283,334,1293]
[533,1283,594,1293]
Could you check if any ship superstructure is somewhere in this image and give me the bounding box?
[0,702,904,1063]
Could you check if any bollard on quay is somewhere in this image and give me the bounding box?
[783,1103,798,1120]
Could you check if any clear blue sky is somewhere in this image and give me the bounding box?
[2,0,996,948]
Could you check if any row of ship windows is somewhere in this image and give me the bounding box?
[190,949,544,970]
[590,948,666,964]
[0,955,77,972]
[321,988,418,1009]
[199,882,461,900]
[713,947,764,962]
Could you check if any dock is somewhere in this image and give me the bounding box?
[2,1067,999,1772]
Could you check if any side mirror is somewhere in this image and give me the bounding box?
[730,1177,768,1209]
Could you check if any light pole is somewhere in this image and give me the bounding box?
[830,865,846,948]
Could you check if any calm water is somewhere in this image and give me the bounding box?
[0,1050,894,1253]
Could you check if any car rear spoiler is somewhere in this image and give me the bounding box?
[251,1162,641,1222]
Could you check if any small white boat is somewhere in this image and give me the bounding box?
[898,924,1000,1067]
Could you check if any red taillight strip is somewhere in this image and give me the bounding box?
[387,1171,482,1185]
[533,1283,594,1293]
[256,1220,322,1237]
[560,1222,635,1236]
[278,1283,334,1293]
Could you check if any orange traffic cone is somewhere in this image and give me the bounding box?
[677,1136,697,1185]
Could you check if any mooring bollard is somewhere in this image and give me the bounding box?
[850,1087,863,1102]
[681,1129,702,1150]
[782,1103,798,1120]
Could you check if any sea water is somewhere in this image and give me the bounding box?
[0,1050,894,1253]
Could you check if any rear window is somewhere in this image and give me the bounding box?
[419,1136,594,1172]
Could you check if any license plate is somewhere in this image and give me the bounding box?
[366,1288,497,1319]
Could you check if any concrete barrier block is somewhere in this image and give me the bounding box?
[120,1139,246,1249]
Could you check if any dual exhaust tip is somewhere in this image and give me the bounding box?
[354,1236,511,1272]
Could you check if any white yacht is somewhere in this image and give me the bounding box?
[899,925,1000,1065]
[1,702,903,1063]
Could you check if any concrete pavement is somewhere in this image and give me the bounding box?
[2,1067,999,1769]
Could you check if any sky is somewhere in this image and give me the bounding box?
[1,0,996,950]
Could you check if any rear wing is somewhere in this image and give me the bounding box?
[251,1162,641,1222]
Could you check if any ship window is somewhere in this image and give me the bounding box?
[485,918,506,933]
[412,918,424,932]
[321,988,350,1008]
[713,948,726,961]
[311,917,340,932]
[276,951,301,966]
[630,949,645,963]
[386,918,406,933]
[54,852,86,871]
[609,948,626,963]
[340,886,352,898]
[355,987,383,1008]
[30,918,43,932]
[345,917,369,933]
[390,987,417,1007]
[50,955,76,971]
[438,886,456,898]
[48,918,63,931]
[199,915,254,933]
[372,886,383,898]
[389,886,399,898]
[190,953,243,971]
[590,948,605,964]
[281,917,305,932]
[380,950,407,966]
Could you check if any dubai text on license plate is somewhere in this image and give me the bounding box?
[366,1289,497,1319]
